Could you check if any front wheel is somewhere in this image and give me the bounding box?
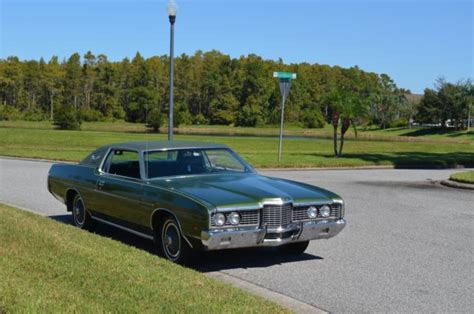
[157,217,193,264]
[72,194,95,230]
[277,241,309,255]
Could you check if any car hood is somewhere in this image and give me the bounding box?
[149,173,338,209]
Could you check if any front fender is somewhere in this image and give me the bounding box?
[143,185,211,241]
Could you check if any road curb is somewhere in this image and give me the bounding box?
[206,271,328,314]
[0,156,76,164]
[440,180,474,190]
[261,165,395,171]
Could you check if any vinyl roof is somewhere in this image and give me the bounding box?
[99,141,228,152]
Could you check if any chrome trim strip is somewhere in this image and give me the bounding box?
[214,199,336,213]
[293,200,334,207]
[261,198,293,206]
[214,198,293,213]
[90,215,154,240]
[214,205,261,212]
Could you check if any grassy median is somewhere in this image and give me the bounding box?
[1,124,473,169]
[450,171,474,184]
[0,203,286,313]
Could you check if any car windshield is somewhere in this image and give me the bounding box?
[144,148,250,178]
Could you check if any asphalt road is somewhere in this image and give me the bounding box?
[1,158,473,313]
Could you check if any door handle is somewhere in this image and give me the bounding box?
[97,180,105,189]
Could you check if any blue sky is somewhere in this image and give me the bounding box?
[1,0,472,93]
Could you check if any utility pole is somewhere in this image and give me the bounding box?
[468,104,471,132]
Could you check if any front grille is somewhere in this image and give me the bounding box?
[292,207,309,221]
[211,202,343,228]
[330,204,340,217]
[240,210,260,225]
[292,203,341,222]
[211,210,259,227]
[262,203,292,228]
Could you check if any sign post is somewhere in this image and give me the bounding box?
[273,71,297,162]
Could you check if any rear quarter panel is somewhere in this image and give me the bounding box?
[48,163,97,210]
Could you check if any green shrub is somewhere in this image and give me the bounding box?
[79,108,104,122]
[146,108,163,132]
[389,118,409,128]
[112,106,126,120]
[301,109,325,129]
[22,108,47,121]
[236,105,263,127]
[192,113,209,125]
[53,106,82,130]
[175,105,193,126]
[211,110,235,125]
[0,104,22,121]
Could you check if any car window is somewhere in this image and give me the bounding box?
[204,149,245,172]
[145,148,247,178]
[105,150,141,179]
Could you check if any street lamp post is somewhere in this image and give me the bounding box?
[167,0,177,141]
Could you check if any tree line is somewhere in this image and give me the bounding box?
[416,79,473,129]
[0,50,471,155]
[1,51,410,126]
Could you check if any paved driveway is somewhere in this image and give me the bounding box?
[1,158,473,312]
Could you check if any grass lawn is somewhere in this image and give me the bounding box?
[1,120,472,143]
[0,125,473,168]
[1,122,474,168]
[449,171,474,184]
[0,203,286,313]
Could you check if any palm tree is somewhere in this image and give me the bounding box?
[325,89,368,157]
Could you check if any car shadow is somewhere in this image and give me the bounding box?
[193,248,322,272]
[49,214,323,271]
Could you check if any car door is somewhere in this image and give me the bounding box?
[93,149,149,231]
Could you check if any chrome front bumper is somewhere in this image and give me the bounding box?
[201,219,346,251]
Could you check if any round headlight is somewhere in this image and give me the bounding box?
[228,212,240,225]
[307,206,318,219]
[320,205,331,218]
[214,213,226,226]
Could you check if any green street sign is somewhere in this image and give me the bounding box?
[273,71,297,162]
[273,72,297,80]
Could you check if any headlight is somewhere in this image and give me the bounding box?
[214,213,226,226]
[307,206,318,219]
[320,205,331,218]
[228,212,240,225]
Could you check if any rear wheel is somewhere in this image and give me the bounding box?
[277,241,309,255]
[157,216,194,264]
[72,194,94,230]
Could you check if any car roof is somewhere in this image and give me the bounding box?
[98,140,228,152]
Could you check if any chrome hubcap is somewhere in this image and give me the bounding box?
[163,223,180,259]
[73,198,85,226]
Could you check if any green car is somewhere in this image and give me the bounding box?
[48,141,346,263]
